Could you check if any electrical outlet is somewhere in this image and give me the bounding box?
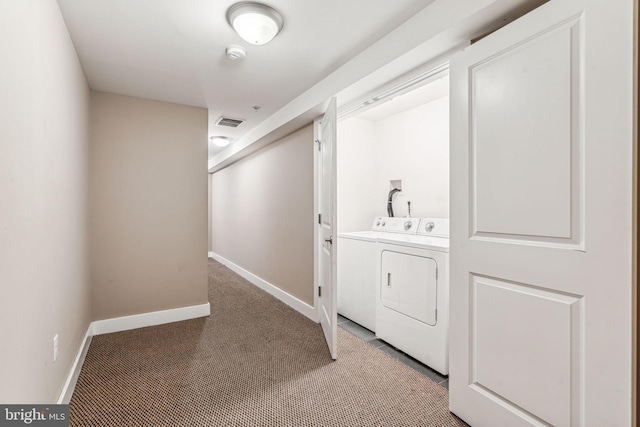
[53,334,59,363]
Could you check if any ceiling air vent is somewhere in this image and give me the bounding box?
[215,117,245,128]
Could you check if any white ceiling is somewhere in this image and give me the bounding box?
[55,0,433,158]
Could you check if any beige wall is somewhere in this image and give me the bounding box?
[90,92,208,320]
[0,0,91,403]
[211,125,314,305]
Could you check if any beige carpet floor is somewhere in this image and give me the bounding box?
[69,258,466,426]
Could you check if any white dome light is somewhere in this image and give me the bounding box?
[210,136,231,147]
[227,2,284,45]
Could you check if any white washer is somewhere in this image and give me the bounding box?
[375,218,450,375]
[337,217,420,332]
[337,231,377,331]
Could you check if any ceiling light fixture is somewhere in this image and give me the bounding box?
[209,136,232,147]
[226,2,284,45]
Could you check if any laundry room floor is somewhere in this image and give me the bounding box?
[338,314,449,389]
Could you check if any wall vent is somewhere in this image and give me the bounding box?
[215,117,245,128]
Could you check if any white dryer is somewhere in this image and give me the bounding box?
[337,217,421,332]
[375,218,450,375]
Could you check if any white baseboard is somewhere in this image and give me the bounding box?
[57,302,211,403]
[91,303,211,336]
[209,251,318,322]
[57,325,92,404]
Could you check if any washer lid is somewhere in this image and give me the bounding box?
[337,231,380,242]
[377,234,450,252]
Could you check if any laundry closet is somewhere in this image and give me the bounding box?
[336,71,451,374]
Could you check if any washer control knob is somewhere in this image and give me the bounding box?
[425,222,435,232]
[404,221,412,231]
[381,221,386,226]
[376,221,380,226]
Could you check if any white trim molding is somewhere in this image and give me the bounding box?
[91,303,211,336]
[313,117,321,323]
[57,302,211,403]
[209,251,318,322]
[57,325,92,404]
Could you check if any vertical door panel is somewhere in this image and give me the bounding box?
[472,23,575,241]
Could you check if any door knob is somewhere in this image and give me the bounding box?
[324,236,333,244]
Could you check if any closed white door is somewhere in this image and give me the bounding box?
[449,0,634,426]
[318,98,338,359]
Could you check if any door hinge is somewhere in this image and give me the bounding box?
[318,213,322,224]
[315,139,321,151]
[318,286,322,297]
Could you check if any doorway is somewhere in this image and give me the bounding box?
[334,69,451,380]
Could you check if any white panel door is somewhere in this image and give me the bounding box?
[449,0,634,426]
[318,98,338,359]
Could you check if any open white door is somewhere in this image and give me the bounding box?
[449,0,634,426]
[317,98,338,359]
